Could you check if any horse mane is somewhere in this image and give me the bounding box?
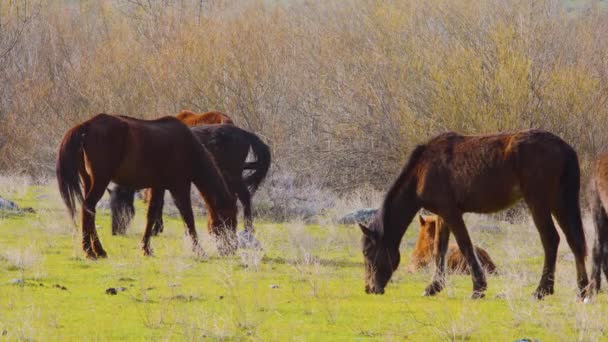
[377,144,427,236]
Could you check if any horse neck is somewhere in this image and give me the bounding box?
[191,149,234,213]
[381,179,420,248]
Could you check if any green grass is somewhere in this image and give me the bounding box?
[1,183,608,341]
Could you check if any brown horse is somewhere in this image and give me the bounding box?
[176,110,234,126]
[110,125,271,241]
[360,129,589,299]
[590,151,608,292]
[56,114,237,259]
[410,215,497,274]
[109,109,235,234]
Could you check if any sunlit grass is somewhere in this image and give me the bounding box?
[1,181,607,340]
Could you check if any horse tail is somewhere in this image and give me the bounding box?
[559,145,587,257]
[56,123,87,219]
[243,133,271,194]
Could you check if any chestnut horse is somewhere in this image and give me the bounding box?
[110,125,271,239]
[56,114,237,259]
[410,215,496,274]
[590,151,608,291]
[360,129,589,299]
[176,110,234,126]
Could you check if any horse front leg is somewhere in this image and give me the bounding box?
[443,213,486,299]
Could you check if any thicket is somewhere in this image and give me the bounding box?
[1,0,607,191]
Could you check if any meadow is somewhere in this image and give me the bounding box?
[1,0,608,340]
[1,177,608,341]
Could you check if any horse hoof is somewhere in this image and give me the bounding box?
[143,249,154,257]
[96,251,108,258]
[470,291,485,299]
[532,287,553,300]
[193,246,207,259]
[423,284,441,296]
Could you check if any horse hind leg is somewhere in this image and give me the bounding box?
[151,189,165,236]
[551,191,590,299]
[590,195,608,292]
[236,182,253,233]
[82,178,111,258]
[526,203,560,299]
[235,182,262,249]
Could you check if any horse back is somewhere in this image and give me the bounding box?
[416,129,573,213]
[190,125,250,182]
[109,115,198,187]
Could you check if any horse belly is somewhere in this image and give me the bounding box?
[457,175,522,213]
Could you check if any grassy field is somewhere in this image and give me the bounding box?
[1,180,608,341]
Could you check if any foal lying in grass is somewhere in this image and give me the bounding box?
[409,215,497,275]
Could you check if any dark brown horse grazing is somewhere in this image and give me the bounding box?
[360,129,589,299]
[110,124,271,241]
[590,151,608,292]
[56,114,237,259]
[109,108,235,234]
[176,110,235,126]
[410,215,497,275]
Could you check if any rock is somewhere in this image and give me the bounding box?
[0,197,35,214]
[561,253,574,261]
[337,208,377,225]
[237,230,262,250]
[8,278,24,285]
[477,224,501,233]
[270,284,279,289]
[105,288,118,295]
[54,284,68,291]
[0,197,19,211]
[118,277,136,282]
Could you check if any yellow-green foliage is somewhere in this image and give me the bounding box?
[0,0,606,189]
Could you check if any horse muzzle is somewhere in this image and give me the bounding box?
[365,284,385,294]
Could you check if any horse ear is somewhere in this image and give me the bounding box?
[359,224,376,239]
[418,215,425,226]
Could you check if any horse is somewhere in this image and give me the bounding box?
[175,110,235,126]
[109,109,235,235]
[410,215,496,274]
[359,129,589,300]
[56,114,238,259]
[590,151,608,292]
[110,125,271,244]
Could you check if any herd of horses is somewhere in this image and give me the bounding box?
[56,113,608,301]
